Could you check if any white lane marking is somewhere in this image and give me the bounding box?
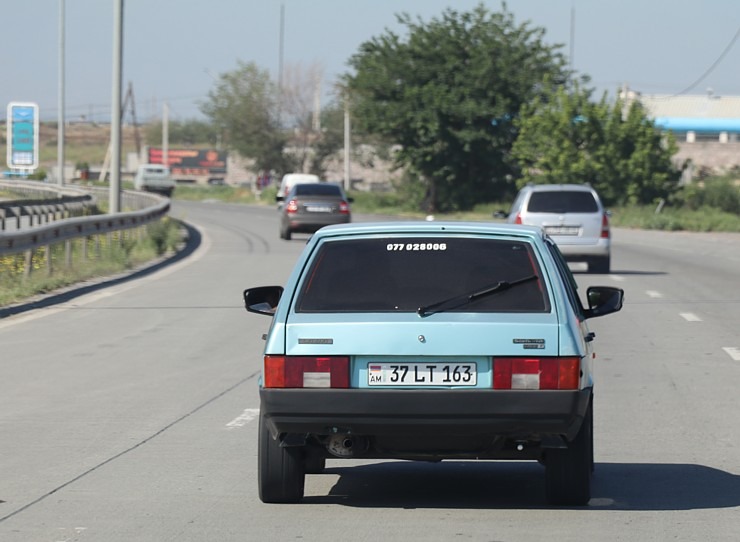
[723,347,740,361]
[680,312,702,322]
[646,290,663,298]
[226,408,260,429]
[609,274,626,282]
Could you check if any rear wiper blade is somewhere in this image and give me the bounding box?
[417,274,539,318]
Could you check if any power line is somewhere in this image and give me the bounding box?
[673,25,740,96]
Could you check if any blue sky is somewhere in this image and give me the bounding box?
[2,0,739,122]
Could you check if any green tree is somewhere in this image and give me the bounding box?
[512,84,681,206]
[308,102,346,178]
[200,61,291,173]
[344,3,568,212]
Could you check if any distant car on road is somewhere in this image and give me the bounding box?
[498,184,611,273]
[133,164,175,197]
[279,183,352,240]
[276,173,320,209]
[244,221,624,505]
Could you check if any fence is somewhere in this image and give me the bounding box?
[0,180,170,278]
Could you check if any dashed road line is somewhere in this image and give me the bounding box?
[226,408,260,429]
[680,312,702,322]
[609,274,626,282]
[646,290,663,298]
[722,347,740,361]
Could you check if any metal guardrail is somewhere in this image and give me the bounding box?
[1,195,94,231]
[0,181,170,256]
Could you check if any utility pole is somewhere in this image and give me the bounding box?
[57,0,65,186]
[278,3,284,125]
[127,81,141,156]
[569,4,575,76]
[278,3,284,91]
[109,0,123,214]
[162,102,169,170]
[312,74,321,132]
[343,94,350,192]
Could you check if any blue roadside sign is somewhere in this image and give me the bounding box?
[6,102,39,170]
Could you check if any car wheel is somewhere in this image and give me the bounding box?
[304,448,327,474]
[279,225,292,240]
[589,256,610,274]
[545,398,593,506]
[258,412,305,503]
[279,223,292,240]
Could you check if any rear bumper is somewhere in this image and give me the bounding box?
[260,387,591,442]
[553,238,610,258]
[286,215,350,232]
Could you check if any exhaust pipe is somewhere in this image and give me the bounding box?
[326,434,367,457]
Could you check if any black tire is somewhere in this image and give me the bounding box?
[304,449,327,474]
[279,224,292,240]
[258,412,305,503]
[545,399,593,506]
[589,256,610,274]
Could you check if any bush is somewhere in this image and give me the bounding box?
[146,218,182,255]
[703,180,740,214]
[27,168,47,181]
[673,178,740,214]
[609,204,740,232]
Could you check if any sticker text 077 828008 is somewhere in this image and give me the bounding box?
[386,243,447,252]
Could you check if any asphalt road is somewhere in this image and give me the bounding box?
[1,200,739,541]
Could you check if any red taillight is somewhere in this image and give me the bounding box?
[264,355,350,388]
[601,212,610,239]
[286,200,299,213]
[493,357,580,390]
[339,201,350,214]
[514,213,522,225]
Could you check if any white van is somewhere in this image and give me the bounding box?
[276,173,320,208]
[134,164,176,197]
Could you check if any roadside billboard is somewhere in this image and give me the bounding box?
[6,102,39,170]
[146,147,227,177]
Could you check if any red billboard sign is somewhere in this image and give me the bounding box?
[147,148,227,176]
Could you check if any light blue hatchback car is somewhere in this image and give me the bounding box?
[244,222,624,506]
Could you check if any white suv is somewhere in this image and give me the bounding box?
[502,184,611,273]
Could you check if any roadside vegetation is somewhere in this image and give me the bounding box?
[0,217,182,307]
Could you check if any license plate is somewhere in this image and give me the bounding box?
[305,205,332,213]
[544,226,579,235]
[367,362,477,386]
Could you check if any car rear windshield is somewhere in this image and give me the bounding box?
[527,191,598,213]
[296,237,549,313]
[293,184,342,196]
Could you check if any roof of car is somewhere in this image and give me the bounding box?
[522,183,596,192]
[312,221,546,240]
[291,183,343,195]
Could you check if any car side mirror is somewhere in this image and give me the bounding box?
[584,286,624,319]
[244,286,284,316]
[275,195,284,202]
[493,210,508,219]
